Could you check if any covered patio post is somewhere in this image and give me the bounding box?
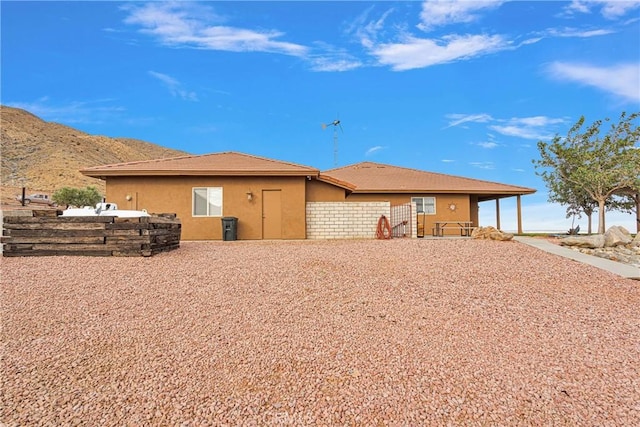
[495,199,501,230]
[517,195,523,234]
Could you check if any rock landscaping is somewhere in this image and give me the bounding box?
[559,226,640,268]
[3,239,638,425]
[470,226,514,241]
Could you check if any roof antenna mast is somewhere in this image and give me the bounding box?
[322,115,343,167]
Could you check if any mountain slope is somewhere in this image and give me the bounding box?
[1,106,189,204]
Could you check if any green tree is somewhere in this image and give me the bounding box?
[612,190,640,232]
[539,150,597,233]
[534,112,640,234]
[631,193,640,232]
[52,186,102,208]
[564,190,597,234]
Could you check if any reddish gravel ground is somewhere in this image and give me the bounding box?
[2,239,639,426]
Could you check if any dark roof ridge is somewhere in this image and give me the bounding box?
[82,153,200,170]
[82,151,319,172]
[230,151,319,171]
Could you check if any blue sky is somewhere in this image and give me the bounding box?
[3,0,639,231]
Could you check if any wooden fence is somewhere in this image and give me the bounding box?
[2,211,181,257]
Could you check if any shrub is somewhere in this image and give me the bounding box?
[53,186,102,208]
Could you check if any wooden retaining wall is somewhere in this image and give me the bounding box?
[2,212,181,257]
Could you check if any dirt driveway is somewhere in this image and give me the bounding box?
[2,239,639,425]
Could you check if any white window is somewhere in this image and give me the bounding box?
[193,187,223,217]
[412,197,436,214]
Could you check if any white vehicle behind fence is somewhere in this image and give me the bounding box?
[60,203,150,218]
[16,193,57,206]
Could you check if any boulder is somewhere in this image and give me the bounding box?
[617,225,632,237]
[471,226,513,241]
[604,226,632,247]
[632,232,640,247]
[559,234,606,248]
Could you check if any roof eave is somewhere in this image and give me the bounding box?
[316,174,357,191]
[81,170,319,178]
[350,188,537,195]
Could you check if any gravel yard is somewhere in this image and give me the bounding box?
[2,239,639,425]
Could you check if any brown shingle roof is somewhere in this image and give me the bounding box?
[320,162,536,196]
[81,151,319,177]
[82,152,535,197]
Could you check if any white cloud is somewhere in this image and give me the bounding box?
[365,146,385,156]
[476,141,499,149]
[515,26,614,52]
[7,98,125,125]
[489,116,567,140]
[489,125,553,140]
[510,116,566,127]
[310,57,363,72]
[418,0,505,31]
[565,0,640,19]
[547,62,640,103]
[149,71,198,101]
[445,113,566,141]
[565,1,592,15]
[441,159,455,163]
[308,44,363,72]
[123,2,308,57]
[520,37,544,46]
[124,2,363,73]
[544,27,615,37]
[371,34,509,71]
[469,161,495,170]
[351,6,395,50]
[355,2,562,72]
[445,113,493,128]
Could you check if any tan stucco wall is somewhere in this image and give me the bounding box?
[105,176,307,240]
[305,179,346,201]
[103,175,483,240]
[345,193,474,236]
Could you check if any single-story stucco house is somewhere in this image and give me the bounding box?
[81,151,536,240]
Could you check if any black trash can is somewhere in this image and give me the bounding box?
[221,217,238,241]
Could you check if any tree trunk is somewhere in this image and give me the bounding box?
[597,199,606,234]
[587,213,593,234]
[636,193,640,233]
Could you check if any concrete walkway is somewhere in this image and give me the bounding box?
[514,236,640,280]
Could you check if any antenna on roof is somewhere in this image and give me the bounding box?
[321,115,343,167]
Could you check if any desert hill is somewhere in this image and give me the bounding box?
[1,106,189,206]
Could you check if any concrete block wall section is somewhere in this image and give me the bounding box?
[306,202,391,239]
